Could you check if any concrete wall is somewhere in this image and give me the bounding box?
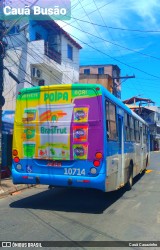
[79,74,113,93]
[80,65,113,76]
[61,35,80,83]
[79,65,121,98]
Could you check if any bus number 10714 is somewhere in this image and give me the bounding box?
[64,168,86,176]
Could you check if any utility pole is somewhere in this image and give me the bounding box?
[112,75,135,98]
[0,0,39,185]
[112,75,135,80]
[0,19,5,185]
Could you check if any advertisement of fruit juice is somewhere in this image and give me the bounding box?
[73,144,88,160]
[73,125,88,142]
[38,104,75,123]
[23,141,36,158]
[38,125,71,159]
[13,84,103,161]
[36,104,74,159]
[73,107,89,123]
[22,108,37,123]
[38,143,70,160]
[22,124,36,140]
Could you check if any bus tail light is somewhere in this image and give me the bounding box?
[95,152,103,160]
[13,149,18,156]
[83,180,90,183]
[14,157,20,163]
[77,180,90,183]
[22,176,28,179]
[93,160,100,167]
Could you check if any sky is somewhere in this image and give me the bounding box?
[57,0,160,106]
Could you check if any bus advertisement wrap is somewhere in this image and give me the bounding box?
[13,84,103,161]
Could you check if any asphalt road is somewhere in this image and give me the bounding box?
[0,152,160,250]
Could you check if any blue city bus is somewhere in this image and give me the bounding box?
[12,84,150,191]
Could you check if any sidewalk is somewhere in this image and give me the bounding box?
[0,177,35,198]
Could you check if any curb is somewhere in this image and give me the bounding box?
[0,184,36,198]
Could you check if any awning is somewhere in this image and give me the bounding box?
[2,110,15,134]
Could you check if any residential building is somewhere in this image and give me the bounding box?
[123,97,160,151]
[79,64,121,98]
[137,106,160,151]
[3,19,82,110]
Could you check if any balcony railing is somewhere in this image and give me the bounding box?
[44,41,61,64]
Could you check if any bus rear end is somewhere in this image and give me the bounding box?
[12,84,105,191]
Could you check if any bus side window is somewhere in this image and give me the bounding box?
[135,120,140,142]
[134,119,136,141]
[125,113,130,141]
[106,101,117,141]
[130,117,135,141]
[143,125,147,143]
[106,101,109,139]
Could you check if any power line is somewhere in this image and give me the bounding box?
[69,33,160,79]
[66,16,160,34]
[8,36,30,79]
[76,0,108,51]
[62,20,160,61]
[61,0,115,29]
[6,52,32,80]
[11,20,160,85]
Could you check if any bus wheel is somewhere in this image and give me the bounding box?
[126,164,133,191]
[146,155,148,168]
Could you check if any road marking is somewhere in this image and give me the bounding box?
[145,170,160,174]
[133,202,141,209]
[145,170,153,174]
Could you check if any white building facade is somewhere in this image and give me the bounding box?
[3,20,82,110]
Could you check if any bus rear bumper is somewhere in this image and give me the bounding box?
[12,169,106,192]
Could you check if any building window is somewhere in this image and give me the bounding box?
[38,80,45,86]
[67,44,73,60]
[8,25,20,35]
[84,69,90,75]
[98,67,104,74]
[35,32,42,40]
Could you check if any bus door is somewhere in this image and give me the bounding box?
[117,114,125,186]
[139,124,144,169]
[140,125,144,169]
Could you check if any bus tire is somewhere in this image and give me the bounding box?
[126,164,133,191]
[146,155,148,168]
